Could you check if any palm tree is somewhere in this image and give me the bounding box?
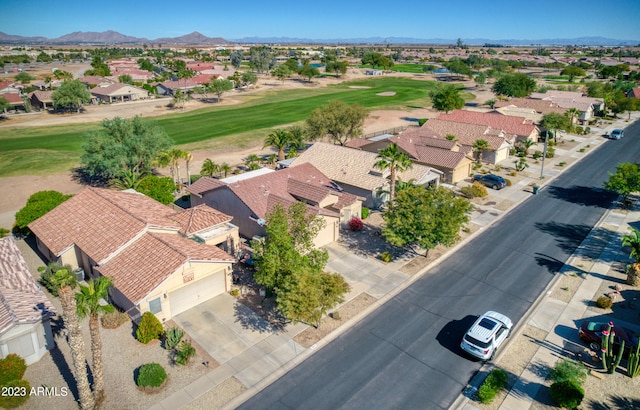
[170,148,186,186]
[472,139,490,163]
[517,138,536,156]
[200,158,219,177]
[375,143,413,202]
[623,227,640,286]
[266,154,278,167]
[220,163,232,178]
[182,151,193,186]
[286,125,305,150]
[565,108,581,125]
[155,151,173,182]
[264,129,291,161]
[50,269,94,410]
[245,154,261,169]
[110,168,144,190]
[76,277,114,404]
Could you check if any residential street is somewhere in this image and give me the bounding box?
[237,121,640,409]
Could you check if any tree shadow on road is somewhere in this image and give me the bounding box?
[534,222,621,264]
[545,185,616,208]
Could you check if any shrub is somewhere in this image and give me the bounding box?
[136,312,164,344]
[0,228,10,238]
[14,191,72,235]
[0,379,30,408]
[460,182,488,198]
[549,380,584,409]
[164,327,185,351]
[0,354,27,385]
[175,340,196,365]
[230,288,239,297]
[361,207,370,219]
[545,147,555,158]
[136,363,167,388]
[494,164,502,172]
[509,171,517,177]
[532,150,542,159]
[100,307,129,329]
[584,127,591,135]
[380,252,392,263]
[39,262,74,297]
[349,217,364,231]
[596,295,613,309]
[477,368,508,404]
[505,179,512,187]
[575,126,584,135]
[550,358,588,386]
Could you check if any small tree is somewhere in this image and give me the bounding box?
[604,163,640,204]
[306,100,368,145]
[52,80,91,113]
[200,159,219,177]
[208,78,233,101]
[622,227,640,286]
[137,175,176,205]
[430,84,465,113]
[136,312,164,344]
[15,191,72,235]
[560,66,586,82]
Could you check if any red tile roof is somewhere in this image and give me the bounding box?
[629,88,640,99]
[188,177,226,196]
[0,237,55,333]
[436,110,537,138]
[2,93,23,104]
[425,119,509,151]
[494,98,566,115]
[170,204,233,236]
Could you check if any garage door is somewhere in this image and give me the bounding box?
[169,272,225,316]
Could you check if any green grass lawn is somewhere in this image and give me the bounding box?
[388,64,429,74]
[0,77,461,177]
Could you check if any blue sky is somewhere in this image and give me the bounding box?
[1,0,639,41]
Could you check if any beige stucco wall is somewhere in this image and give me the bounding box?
[313,216,339,248]
[141,260,233,322]
[0,321,51,365]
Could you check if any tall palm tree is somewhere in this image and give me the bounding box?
[76,277,114,404]
[50,269,94,410]
[182,151,193,186]
[622,227,640,285]
[220,162,232,178]
[264,129,290,161]
[472,139,490,163]
[375,143,413,202]
[200,158,219,177]
[156,151,173,182]
[169,148,186,186]
[565,108,581,125]
[286,125,305,150]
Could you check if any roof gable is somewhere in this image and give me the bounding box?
[170,204,233,235]
[436,110,537,138]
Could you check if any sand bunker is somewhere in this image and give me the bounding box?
[349,86,372,89]
[376,91,396,96]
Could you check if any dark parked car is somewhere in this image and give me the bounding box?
[473,174,507,190]
[578,321,638,353]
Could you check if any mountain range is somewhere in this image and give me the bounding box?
[0,30,637,46]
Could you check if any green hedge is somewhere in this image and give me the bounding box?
[136,312,164,344]
[0,379,30,408]
[550,380,584,409]
[477,368,508,404]
[0,354,26,385]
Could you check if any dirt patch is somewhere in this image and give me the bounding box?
[182,376,246,410]
[293,293,377,348]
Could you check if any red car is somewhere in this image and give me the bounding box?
[578,321,638,352]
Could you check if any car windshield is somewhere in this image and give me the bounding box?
[464,334,491,349]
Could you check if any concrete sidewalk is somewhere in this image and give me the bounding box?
[150,114,640,410]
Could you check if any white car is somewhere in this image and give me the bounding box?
[460,311,513,361]
[610,129,624,140]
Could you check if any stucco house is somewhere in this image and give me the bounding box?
[28,90,54,110]
[0,236,56,365]
[290,142,442,209]
[347,126,476,184]
[28,188,237,322]
[436,110,539,143]
[529,90,605,123]
[90,83,149,103]
[188,163,363,247]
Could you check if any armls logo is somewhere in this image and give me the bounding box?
[30,386,69,397]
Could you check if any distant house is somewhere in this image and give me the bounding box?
[290,142,441,209]
[156,79,200,96]
[365,69,383,76]
[0,80,20,95]
[90,83,149,103]
[436,110,539,143]
[493,97,566,117]
[0,237,56,365]
[529,90,604,123]
[79,76,116,88]
[28,188,237,322]
[348,129,474,184]
[111,68,154,82]
[28,90,54,110]
[627,88,640,99]
[0,93,24,112]
[188,163,362,247]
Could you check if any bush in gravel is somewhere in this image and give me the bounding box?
[164,327,185,350]
[596,295,613,309]
[101,307,129,329]
[361,207,370,219]
[460,182,488,198]
[136,312,164,344]
[550,358,588,386]
[505,178,512,187]
[380,252,393,263]
[175,340,196,365]
[136,363,167,388]
[549,380,584,409]
[349,217,364,231]
[0,354,26,385]
[477,368,508,404]
[0,379,30,408]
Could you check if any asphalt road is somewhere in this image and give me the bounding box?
[240,121,640,410]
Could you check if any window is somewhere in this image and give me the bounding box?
[148,297,162,314]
